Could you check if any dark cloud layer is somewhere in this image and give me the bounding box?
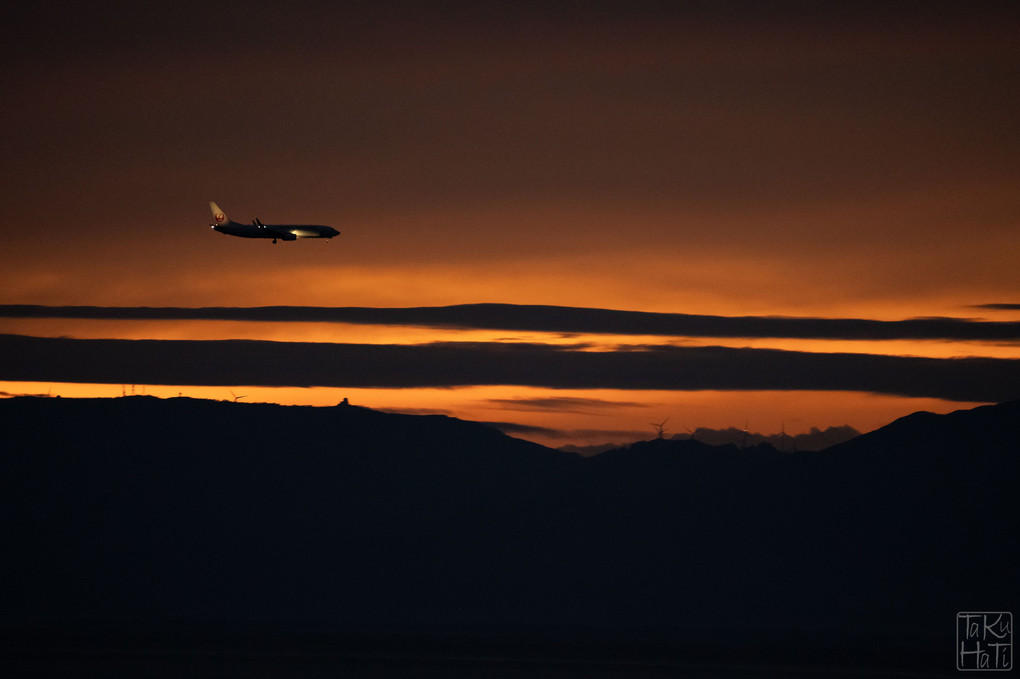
[973,304,1020,311]
[2,334,1018,403]
[484,397,646,413]
[4,304,1020,341]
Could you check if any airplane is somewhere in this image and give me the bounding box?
[209,202,340,244]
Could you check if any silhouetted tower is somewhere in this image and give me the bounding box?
[650,418,670,439]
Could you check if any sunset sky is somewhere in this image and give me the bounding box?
[2,2,1018,446]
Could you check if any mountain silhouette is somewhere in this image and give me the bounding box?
[681,424,860,450]
[1,396,1016,674]
[558,424,860,456]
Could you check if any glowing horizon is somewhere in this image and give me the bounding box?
[0,380,991,449]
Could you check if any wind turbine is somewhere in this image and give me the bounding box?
[650,418,670,439]
[229,390,247,403]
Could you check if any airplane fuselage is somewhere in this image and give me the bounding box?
[211,221,339,241]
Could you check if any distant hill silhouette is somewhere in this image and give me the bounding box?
[1,396,1017,674]
[682,424,860,450]
[559,424,859,456]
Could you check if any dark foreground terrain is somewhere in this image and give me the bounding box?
[1,396,1017,676]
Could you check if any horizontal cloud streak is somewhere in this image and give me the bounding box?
[484,397,646,413]
[973,303,1020,311]
[2,334,1018,403]
[4,304,1020,341]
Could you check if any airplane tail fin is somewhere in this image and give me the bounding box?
[209,202,230,225]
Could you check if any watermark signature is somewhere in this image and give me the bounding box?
[958,612,1012,671]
